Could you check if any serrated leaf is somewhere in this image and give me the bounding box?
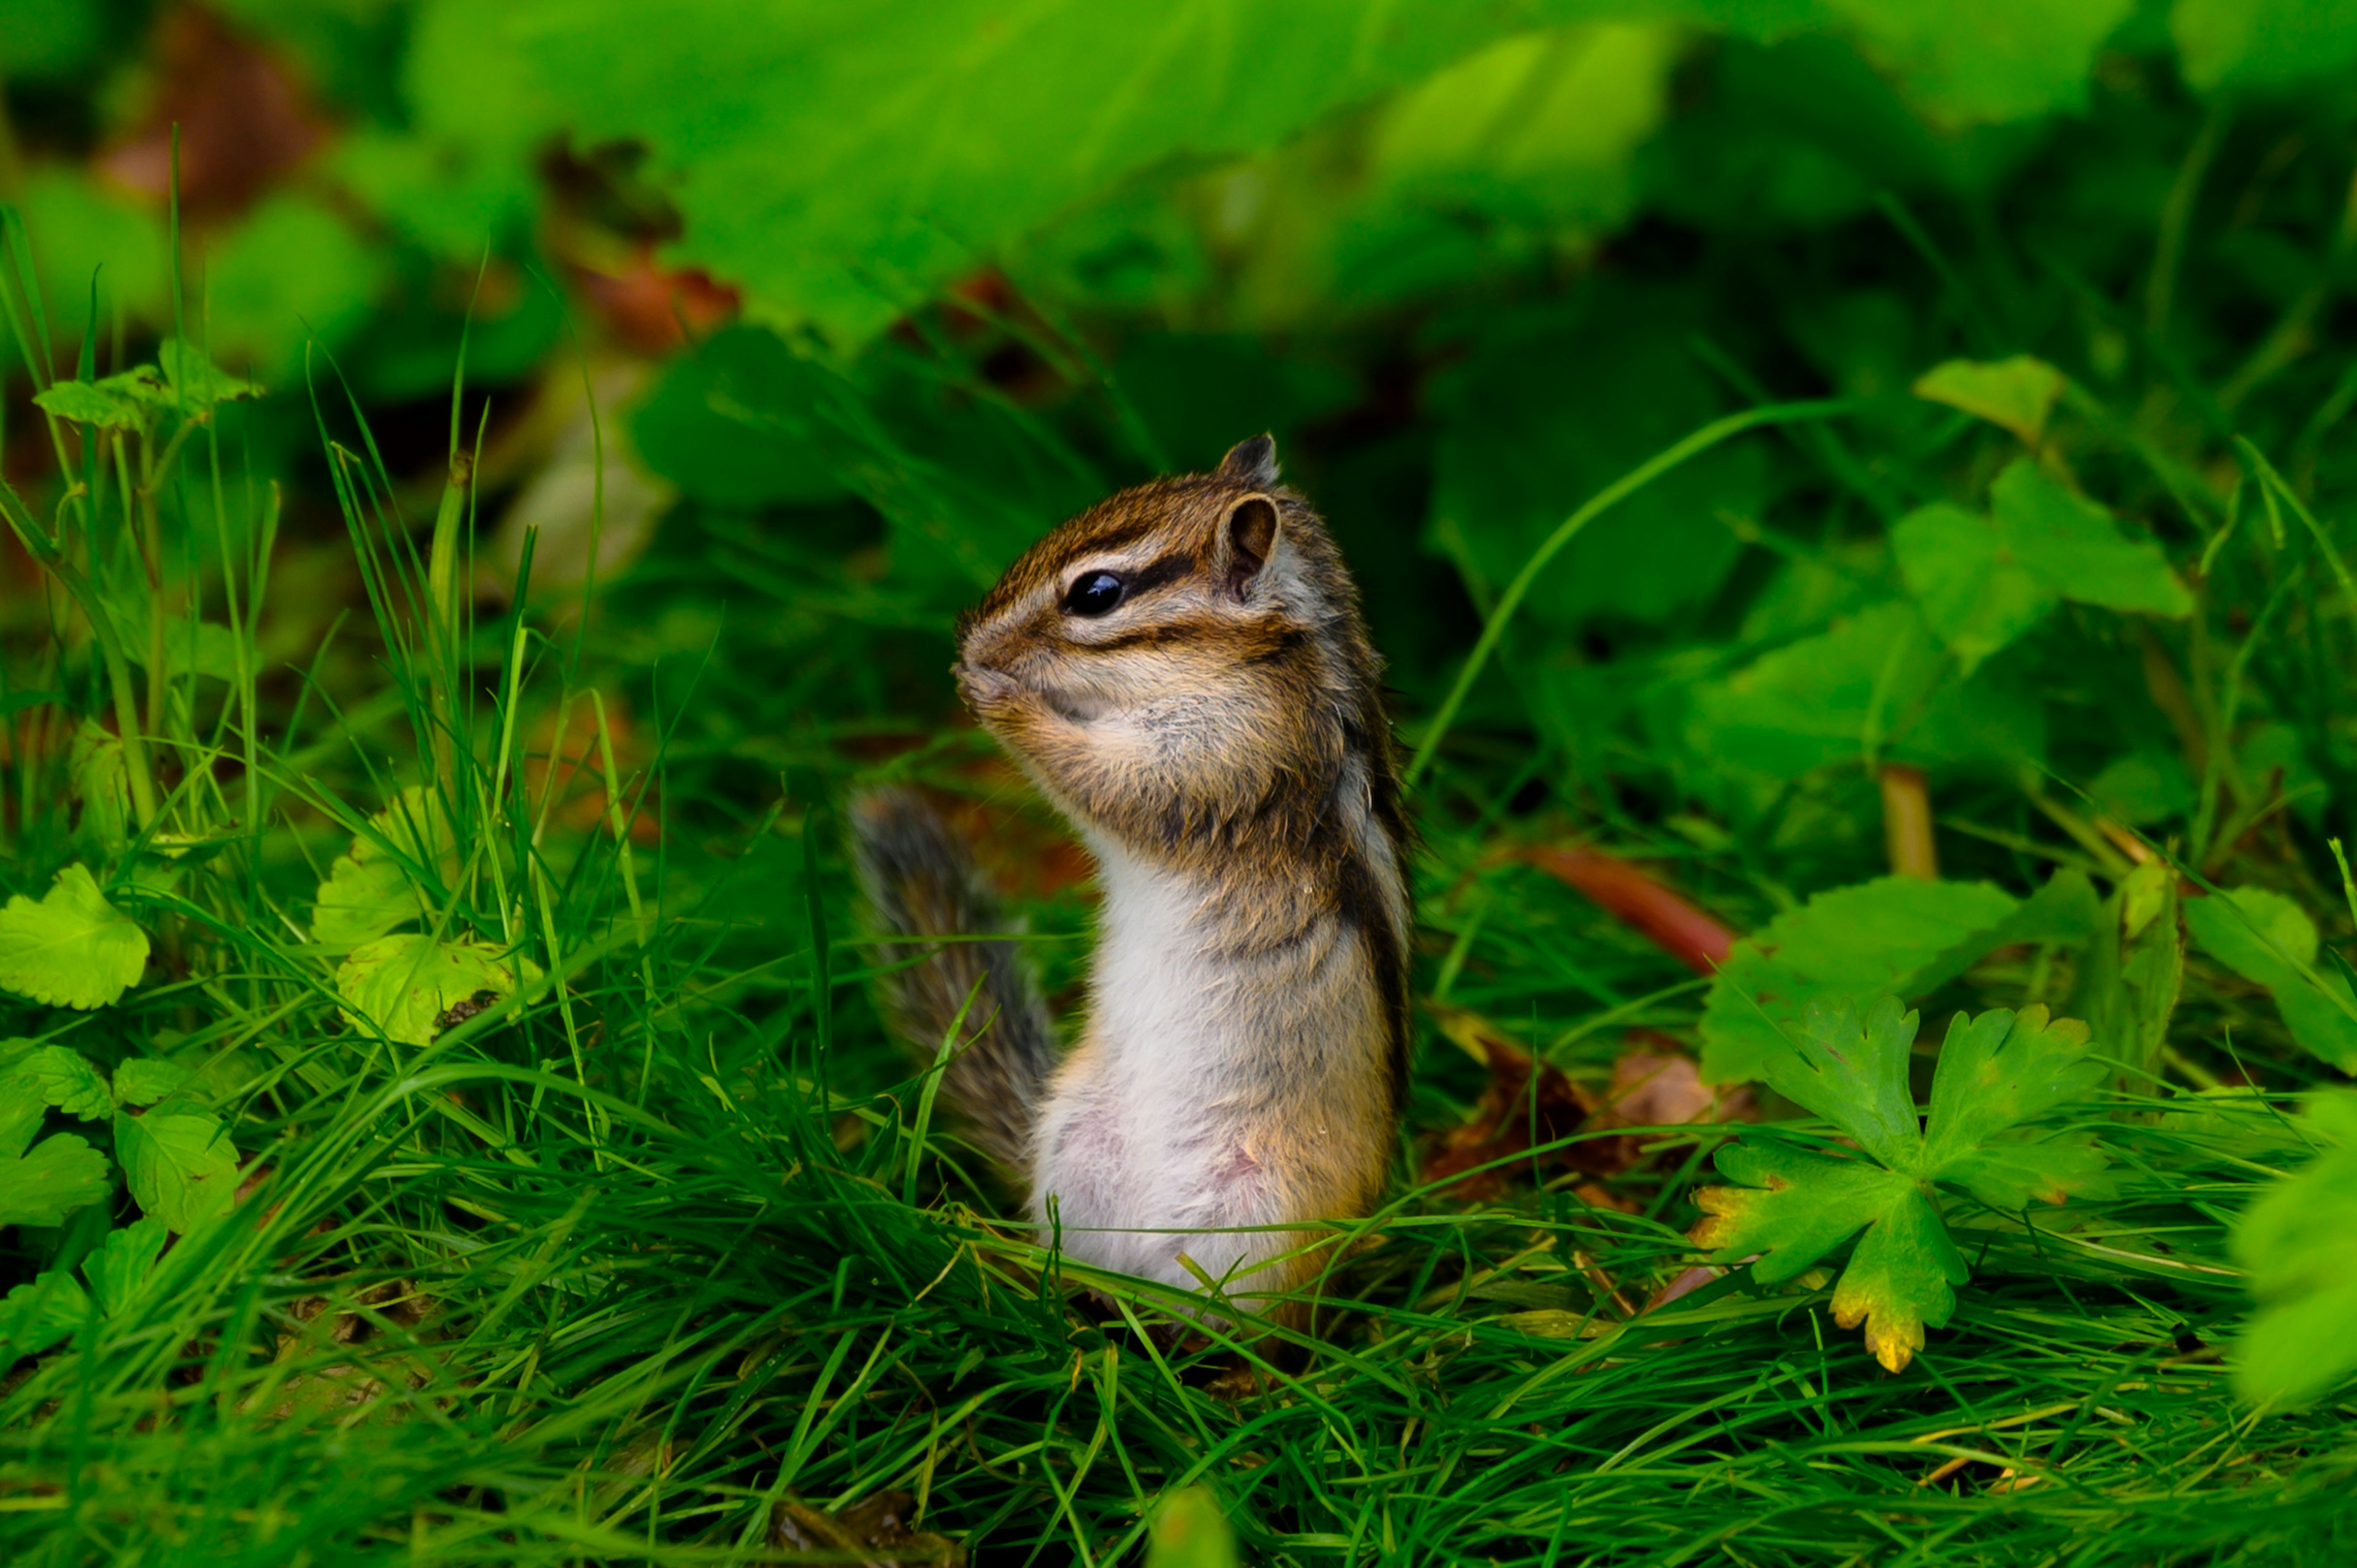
[313,788,457,946]
[0,863,150,1010]
[0,1130,110,1228]
[2231,1093,2357,1406]
[82,1216,168,1316]
[110,1058,191,1108]
[158,337,261,405]
[1911,355,2067,447]
[13,1045,112,1119]
[1828,1184,1965,1374]
[1989,461,2194,618]
[336,933,540,1047]
[1697,997,2107,1372]
[0,1268,91,1354]
[115,1106,238,1234]
[1700,876,2018,1084]
[32,377,146,429]
[2187,887,2357,1071]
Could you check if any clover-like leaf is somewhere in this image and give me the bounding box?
[1696,997,2109,1372]
[2232,1093,2357,1406]
[336,933,540,1046]
[2186,887,2357,1072]
[0,863,150,1010]
[115,1105,238,1234]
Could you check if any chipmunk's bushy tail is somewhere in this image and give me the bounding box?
[850,789,1055,1184]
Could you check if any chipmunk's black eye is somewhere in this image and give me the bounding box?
[1062,571,1127,617]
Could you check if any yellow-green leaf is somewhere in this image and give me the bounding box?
[1911,355,2066,446]
[0,863,150,1010]
[336,933,539,1046]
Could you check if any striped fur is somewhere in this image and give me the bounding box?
[864,435,1411,1327]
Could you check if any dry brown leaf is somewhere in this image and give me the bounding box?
[771,1490,965,1567]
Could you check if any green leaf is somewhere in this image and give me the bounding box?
[1686,600,2044,780]
[2187,888,2357,1072]
[32,377,146,430]
[1701,875,2019,1083]
[12,1045,112,1119]
[336,934,541,1047]
[81,1216,168,1316]
[157,338,262,406]
[2232,1093,2357,1406]
[70,720,130,852]
[631,326,845,508]
[1911,355,2066,446]
[312,788,459,947]
[1891,501,2057,671]
[1825,0,2134,125]
[122,617,243,683]
[503,0,1628,347]
[2069,862,2185,1087]
[0,1268,91,1354]
[1988,461,2194,618]
[0,863,150,1010]
[114,1105,239,1235]
[1147,1486,1239,1568]
[111,1059,191,1109]
[2173,0,2357,95]
[0,1129,110,1229]
[1698,997,2108,1372]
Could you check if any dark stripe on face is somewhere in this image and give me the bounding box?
[1121,549,1197,598]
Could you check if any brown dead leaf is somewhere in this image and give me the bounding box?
[1520,844,1736,975]
[771,1491,965,1567]
[1421,1012,1752,1202]
[96,9,329,216]
[525,695,661,843]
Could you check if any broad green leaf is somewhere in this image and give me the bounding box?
[205,193,389,377]
[0,1130,110,1229]
[2187,888,2357,1071]
[630,326,845,507]
[2232,1092,2357,1405]
[1700,875,2018,1084]
[1989,462,2194,618]
[2173,0,2357,95]
[2070,862,2185,1086]
[1911,355,2066,446]
[115,1105,239,1234]
[32,377,145,429]
[82,1216,168,1316]
[313,788,460,947]
[110,1058,192,1108]
[1891,501,2056,670]
[1698,997,2108,1372]
[2088,751,2196,825]
[1825,0,2134,125]
[336,934,540,1047]
[157,338,262,405]
[71,721,130,852]
[122,617,243,682]
[503,0,1633,348]
[1906,868,2103,997]
[1147,1485,1240,1568]
[0,1269,91,1354]
[13,1045,111,1119]
[1686,600,2044,780]
[0,863,150,1010]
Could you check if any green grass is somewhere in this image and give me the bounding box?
[6,14,2357,1564]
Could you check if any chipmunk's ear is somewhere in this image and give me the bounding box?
[1217,434,1279,489]
[1217,493,1281,597]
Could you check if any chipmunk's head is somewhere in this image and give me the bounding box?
[954,436,1384,853]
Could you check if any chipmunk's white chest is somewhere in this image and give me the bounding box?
[1029,839,1370,1297]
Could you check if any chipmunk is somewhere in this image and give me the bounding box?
[853,435,1411,1327]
